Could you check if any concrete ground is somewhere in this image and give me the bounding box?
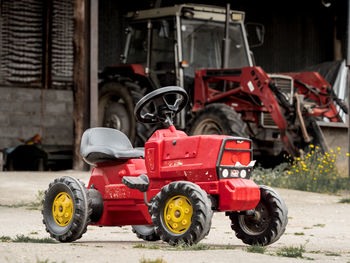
[0,171,350,263]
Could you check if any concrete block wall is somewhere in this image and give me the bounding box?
[0,87,73,149]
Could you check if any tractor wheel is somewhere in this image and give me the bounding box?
[227,185,288,246]
[99,78,155,146]
[132,225,160,241]
[188,103,248,137]
[99,80,137,143]
[42,176,92,242]
[150,181,213,246]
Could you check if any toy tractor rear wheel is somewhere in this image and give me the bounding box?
[42,176,92,242]
[132,225,160,241]
[227,185,288,246]
[150,181,213,246]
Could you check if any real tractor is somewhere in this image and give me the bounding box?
[42,86,288,246]
[99,4,347,161]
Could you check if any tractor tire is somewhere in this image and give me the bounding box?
[42,176,92,242]
[99,80,137,143]
[188,103,248,137]
[132,225,160,241]
[227,185,288,246]
[150,181,213,246]
[99,78,155,146]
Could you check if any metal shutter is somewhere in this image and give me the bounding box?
[0,0,43,85]
[51,0,74,89]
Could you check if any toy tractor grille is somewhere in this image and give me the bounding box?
[216,138,254,179]
[262,74,294,128]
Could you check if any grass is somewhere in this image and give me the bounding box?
[339,198,350,203]
[132,242,235,251]
[140,258,167,263]
[133,244,160,249]
[0,235,56,243]
[313,224,325,228]
[36,259,66,263]
[294,232,305,236]
[252,146,349,194]
[276,245,305,258]
[0,190,45,210]
[245,245,266,254]
[174,242,211,251]
[0,236,11,242]
[325,252,341,257]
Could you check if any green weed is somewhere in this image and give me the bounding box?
[313,224,325,228]
[0,190,44,210]
[0,236,11,242]
[139,257,167,263]
[133,244,160,249]
[13,235,56,243]
[174,242,211,251]
[325,252,341,256]
[339,198,350,203]
[245,245,266,254]
[276,245,305,258]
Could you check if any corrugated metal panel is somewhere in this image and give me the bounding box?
[0,0,43,85]
[51,0,74,88]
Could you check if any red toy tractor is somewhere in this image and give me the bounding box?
[42,86,288,246]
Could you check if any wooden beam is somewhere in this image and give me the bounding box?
[73,0,90,170]
[90,0,98,128]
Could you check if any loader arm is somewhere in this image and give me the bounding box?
[193,66,299,156]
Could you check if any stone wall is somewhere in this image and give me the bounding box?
[0,87,73,149]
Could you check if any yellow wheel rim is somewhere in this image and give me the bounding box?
[52,192,74,227]
[163,195,193,234]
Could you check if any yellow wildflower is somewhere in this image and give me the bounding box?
[309,144,314,148]
[337,147,341,151]
[313,177,317,181]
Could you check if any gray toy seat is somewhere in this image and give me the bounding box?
[80,127,144,164]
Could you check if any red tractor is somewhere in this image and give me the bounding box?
[42,86,288,246]
[99,4,347,161]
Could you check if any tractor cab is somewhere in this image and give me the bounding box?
[122,4,255,94]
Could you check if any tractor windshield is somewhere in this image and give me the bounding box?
[181,19,250,77]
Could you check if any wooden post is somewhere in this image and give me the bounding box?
[73,0,90,170]
[90,0,99,128]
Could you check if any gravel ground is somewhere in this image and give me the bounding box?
[0,171,350,263]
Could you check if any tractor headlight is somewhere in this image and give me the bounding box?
[222,169,229,178]
[219,168,251,179]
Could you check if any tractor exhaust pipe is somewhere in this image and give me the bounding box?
[222,3,231,69]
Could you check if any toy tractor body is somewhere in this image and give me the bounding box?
[43,87,287,246]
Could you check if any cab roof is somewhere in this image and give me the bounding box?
[126,4,245,23]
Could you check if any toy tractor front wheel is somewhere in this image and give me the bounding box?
[132,225,160,241]
[42,176,92,242]
[227,185,288,246]
[150,181,213,246]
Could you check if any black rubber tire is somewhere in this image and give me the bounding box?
[150,181,213,246]
[188,103,248,137]
[228,185,288,246]
[99,80,136,142]
[42,176,92,242]
[132,225,160,241]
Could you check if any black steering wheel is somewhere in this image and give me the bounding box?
[134,86,188,124]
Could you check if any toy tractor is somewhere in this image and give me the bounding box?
[42,86,288,246]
